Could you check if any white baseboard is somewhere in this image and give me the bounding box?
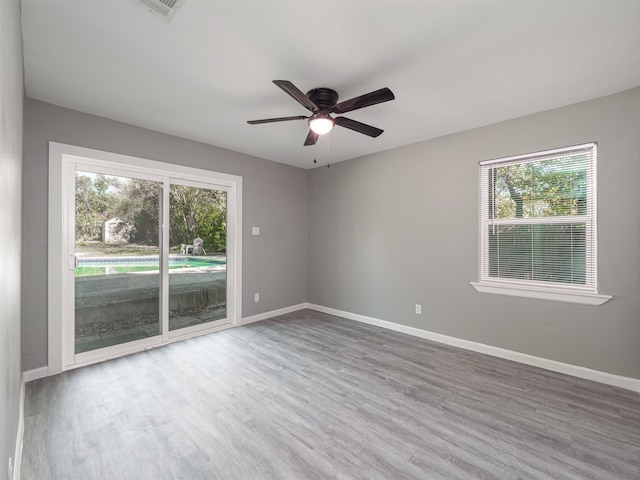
[239,303,308,326]
[307,303,640,394]
[23,302,639,393]
[13,373,25,480]
[23,366,49,383]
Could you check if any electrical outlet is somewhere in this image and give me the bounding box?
[415,304,422,315]
[8,456,13,480]
[254,293,260,303]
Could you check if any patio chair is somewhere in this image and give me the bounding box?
[191,237,206,256]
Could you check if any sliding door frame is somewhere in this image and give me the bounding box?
[48,142,242,374]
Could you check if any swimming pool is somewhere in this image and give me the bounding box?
[76,256,225,276]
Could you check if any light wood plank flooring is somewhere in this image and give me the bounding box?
[22,309,640,479]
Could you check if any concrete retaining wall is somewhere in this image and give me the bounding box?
[74,271,226,325]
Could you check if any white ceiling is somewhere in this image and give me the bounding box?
[21,0,640,169]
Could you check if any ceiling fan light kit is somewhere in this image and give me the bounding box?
[248,80,395,146]
[309,113,334,135]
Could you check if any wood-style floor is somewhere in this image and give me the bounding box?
[22,309,640,479]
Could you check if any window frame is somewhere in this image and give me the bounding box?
[471,143,611,305]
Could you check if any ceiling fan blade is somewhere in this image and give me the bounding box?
[332,87,395,114]
[334,116,384,137]
[273,80,318,111]
[247,115,308,125]
[304,130,319,146]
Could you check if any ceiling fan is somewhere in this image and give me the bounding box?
[247,80,395,146]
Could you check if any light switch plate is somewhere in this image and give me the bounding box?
[252,226,260,235]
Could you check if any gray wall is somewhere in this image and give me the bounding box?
[21,87,640,380]
[308,88,640,379]
[0,0,24,474]
[22,99,308,371]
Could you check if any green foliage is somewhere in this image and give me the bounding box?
[492,156,587,219]
[169,185,227,253]
[75,173,120,241]
[115,179,161,245]
[74,173,227,253]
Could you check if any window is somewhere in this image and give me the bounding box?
[472,143,610,305]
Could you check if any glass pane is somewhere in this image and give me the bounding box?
[169,185,227,331]
[492,155,588,219]
[488,223,586,285]
[75,172,161,353]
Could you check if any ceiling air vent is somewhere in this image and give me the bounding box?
[138,0,181,19]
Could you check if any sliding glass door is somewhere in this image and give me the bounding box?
[168,183,228,332]
[74,171,162,354]
[65,156,236,368]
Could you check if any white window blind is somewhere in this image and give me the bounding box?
[479,143,597,292]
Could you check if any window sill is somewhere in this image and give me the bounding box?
[470,282,612,306]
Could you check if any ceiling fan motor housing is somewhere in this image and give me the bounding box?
[306,88,339,110]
